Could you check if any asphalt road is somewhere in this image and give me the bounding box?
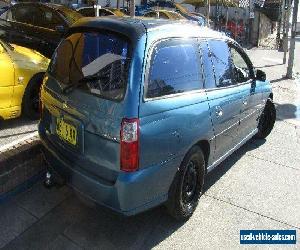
[0,47,299,249]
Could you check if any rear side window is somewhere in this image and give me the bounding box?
[49,31,131,101]
[146,39,202,99]
[207,40,234,87]
[9,6,41,25]
[78,8,95,17]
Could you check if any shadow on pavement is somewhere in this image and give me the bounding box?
[256,63,284,69]
[270,77,287,84]
[2,138,269,249]
[203,139,265,193]
[275,103,298,120]
[0,117,37,130]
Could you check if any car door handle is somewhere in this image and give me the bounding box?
[215,106,223,117]
[243,99,248,106]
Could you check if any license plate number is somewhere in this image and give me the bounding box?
[56,118,77,146]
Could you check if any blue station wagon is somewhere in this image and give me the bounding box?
[39,17,276,220]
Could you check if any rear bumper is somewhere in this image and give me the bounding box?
[39,123,178,216]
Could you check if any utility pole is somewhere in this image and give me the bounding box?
[276,0,285,49]
[286,0,299,78]
[207,0,211,27]
[283,0,292,64]
[130,0,135,17]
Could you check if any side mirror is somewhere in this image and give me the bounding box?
[256,69,266,81]
[55,25,65,34]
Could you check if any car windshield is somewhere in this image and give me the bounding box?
[48,31,131,101]
[54,5,82,24]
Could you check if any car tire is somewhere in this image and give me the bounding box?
[255,98,276,139]
[166,145,205,221]
[22,73,44,120]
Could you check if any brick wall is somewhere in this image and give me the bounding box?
[0,136,45,199]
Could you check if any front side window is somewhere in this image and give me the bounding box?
[49,31,131,101]
[230,46,252,83]
[208,40,234,87]
[146,39,202,99]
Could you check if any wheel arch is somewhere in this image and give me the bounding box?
[195,139,210,173]
[21,72,45,109]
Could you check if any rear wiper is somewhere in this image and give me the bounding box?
[62,75,108,94]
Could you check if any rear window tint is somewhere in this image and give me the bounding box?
[49,31,131,101]
[146,39,202,99]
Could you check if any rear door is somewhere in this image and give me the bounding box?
[139,38,212,169]
[41,31,132,179]
[201,40,244,162]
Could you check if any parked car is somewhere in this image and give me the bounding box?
[143,10,184,20]
[174,4,207,26]
[147,1,207,26]
[39,18,276,220]
[0,3,83,58]
[190,12,207,26]
[0,0,10,15]
[76,6,125,17]
[0,39,49,120]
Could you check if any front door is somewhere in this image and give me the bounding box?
[0,42,14,111]
[201,40,244,162]
[229,44,261,140]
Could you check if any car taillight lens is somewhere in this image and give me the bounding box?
[120,118,139,172]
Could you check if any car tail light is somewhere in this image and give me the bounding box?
[120,118,139,172]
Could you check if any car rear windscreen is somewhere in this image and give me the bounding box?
[49,31,131,101]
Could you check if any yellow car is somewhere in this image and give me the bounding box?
[143,10,185,20]
[0,39,49,120]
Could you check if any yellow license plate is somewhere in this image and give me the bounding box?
[56,118,77,146]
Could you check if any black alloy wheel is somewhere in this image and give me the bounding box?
[166,146,205,221]
[255,98,276,139]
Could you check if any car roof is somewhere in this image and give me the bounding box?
[70,16,225,42]
[11,2,73,11]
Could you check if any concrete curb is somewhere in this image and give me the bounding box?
[0,135,45,201]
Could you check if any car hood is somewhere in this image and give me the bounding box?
[10,44,50,69]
